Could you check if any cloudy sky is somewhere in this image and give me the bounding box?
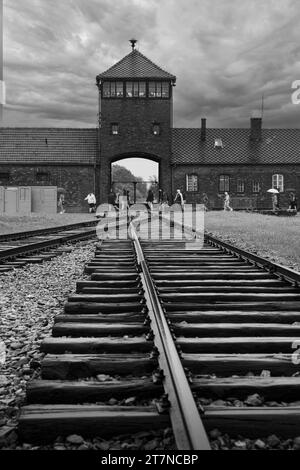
[3,0,300,130]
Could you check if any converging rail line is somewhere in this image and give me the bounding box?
[17,220,300,450]
[0,221,98,271]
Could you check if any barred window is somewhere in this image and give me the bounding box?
[272,174,284,192]
[126,81,146,98]
[219,175,230,192]
[149,81,169,98]
[103,81,124,98]
[111,123,119,135]
[186,174,198,192]
[252,181,261,193]
[237,179,245,193]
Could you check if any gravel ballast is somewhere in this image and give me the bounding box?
[0,241,95,449]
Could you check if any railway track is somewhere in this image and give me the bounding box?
[0,221,97,272]
[16,219,300,450]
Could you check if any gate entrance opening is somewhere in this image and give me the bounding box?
[111,157,159,204]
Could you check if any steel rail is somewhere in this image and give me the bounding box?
[0,228,96,261]
[0,220,98,242]
[129,223,211,450]
[205,233,300,286]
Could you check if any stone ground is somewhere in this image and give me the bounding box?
[0,241,93,449]
[0,239,175,450]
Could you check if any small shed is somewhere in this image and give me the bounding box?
[0,186,31,215]
[31,186,57,214]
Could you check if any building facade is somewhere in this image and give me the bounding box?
[0,44,299,212]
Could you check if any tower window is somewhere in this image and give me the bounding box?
[186,174,198,192]
[272,174,284,192]
[152,123,160,135]
[111,123,119,135]
[126,81,146,98]
[102,81,123,98]
[237,179,245,193]
[219,175,230,192]
[149,81,170,98]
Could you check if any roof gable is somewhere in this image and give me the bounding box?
[97,49,176,80]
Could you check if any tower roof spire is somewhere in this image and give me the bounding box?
[129,39,137,50]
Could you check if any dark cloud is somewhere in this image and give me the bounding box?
[3,0,300,128]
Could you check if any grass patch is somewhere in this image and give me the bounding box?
[205,211,300,271]
[0,213,95,235]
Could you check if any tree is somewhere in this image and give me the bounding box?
[111,164,150,201]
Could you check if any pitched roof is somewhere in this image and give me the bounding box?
[0,128,98,164]
[1,127,300,166]
[172,128,300,165]
[97,49,176,80]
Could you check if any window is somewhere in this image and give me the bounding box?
[152,123,160,135]
[219,175,230,192]
[102,81,123,98]
[149,81,169,98]
[252,181,261,193]
[36,171,50,183]
[214,138,223,148]
[237,179,245,193]
[272,174,284,192]
[126,81,146,98]
[111,123,119,135]
[186,174,198,192]
[0,172,9,183]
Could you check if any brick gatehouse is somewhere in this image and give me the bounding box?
[0,41,299,211]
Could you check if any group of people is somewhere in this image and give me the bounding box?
[272,191,298,213]
[108,189,131,210]
[58,189,298,214]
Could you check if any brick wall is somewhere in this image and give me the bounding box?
[173,164,300,210]
[0,164,95,213]
[99,97,173,201]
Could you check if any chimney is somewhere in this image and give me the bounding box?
[250,117,262,142]
[201,118,206,141]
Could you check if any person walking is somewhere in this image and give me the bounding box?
[174,189,184,210]
[202,192,209,211]
[146,188,154,211]
[108,189,116,206]
[58,194,65,214]
[223,192,233,211]
[84,192,96,213]
[272,193,278,212]
[158,189,163,204]
[126,189,131,207]
[119,189,128,211]
[289,192,298,212]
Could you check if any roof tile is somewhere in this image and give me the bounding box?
[172,128,300,165]
[0,128,98,164]
[97,50,176,80]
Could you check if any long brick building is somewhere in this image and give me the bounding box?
[0,42,299,211]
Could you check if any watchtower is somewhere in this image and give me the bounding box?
[96,40,176,202]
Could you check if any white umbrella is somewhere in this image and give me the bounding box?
[267,188,279,194]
